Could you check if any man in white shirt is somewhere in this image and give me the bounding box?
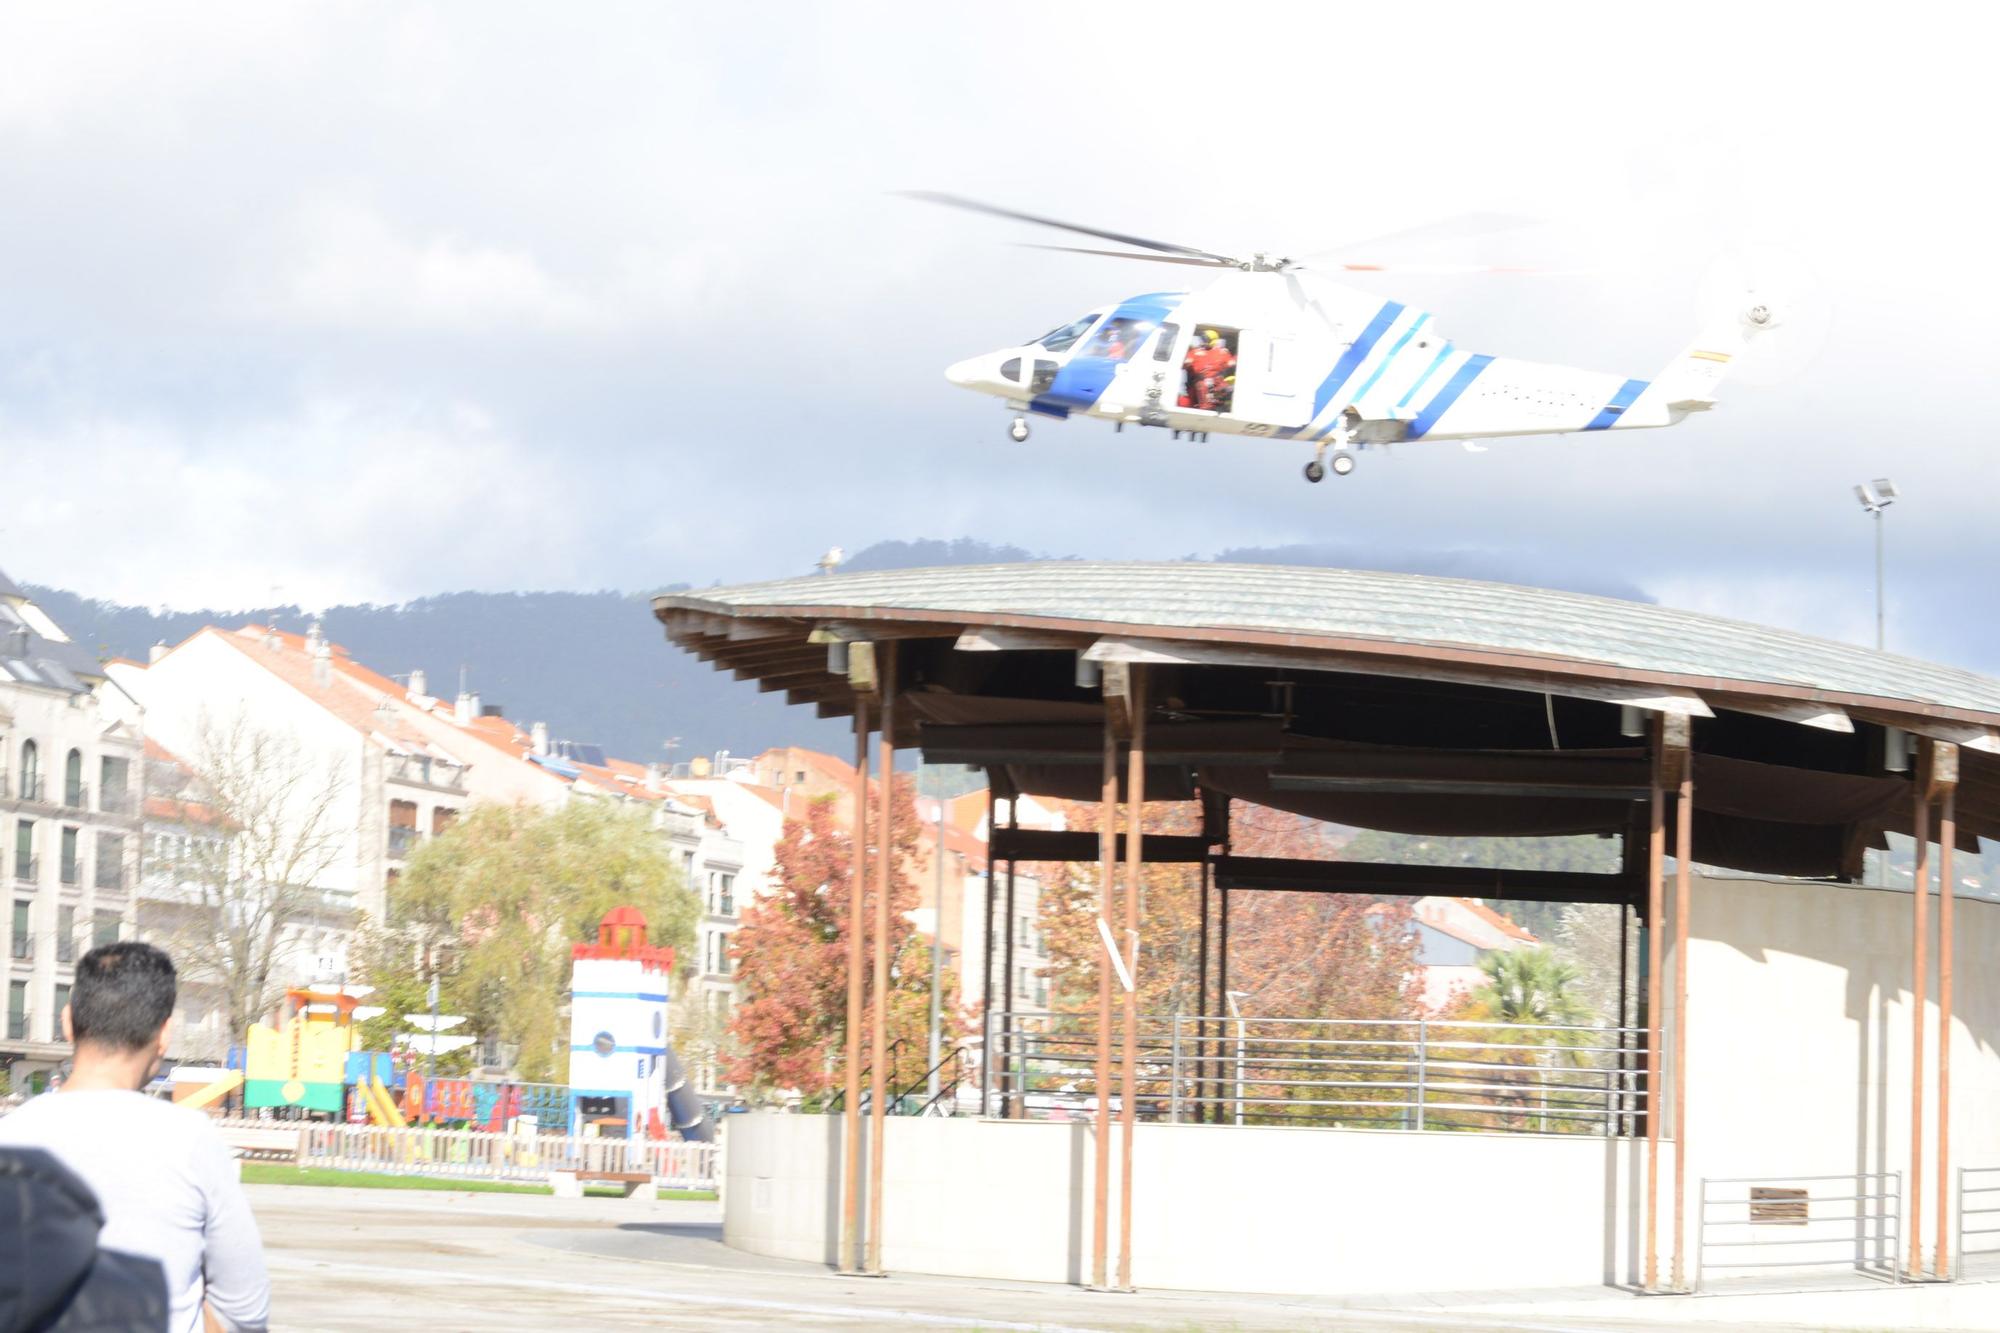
[0,942,271,1332]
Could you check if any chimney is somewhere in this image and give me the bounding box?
[455,691,480,726]
[531,721,549,756]
[149,640,169,665]
[408,667,427,699]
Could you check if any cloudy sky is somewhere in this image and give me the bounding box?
[2,5,1993,671]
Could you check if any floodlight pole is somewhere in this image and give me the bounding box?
[1874,504,1887,652]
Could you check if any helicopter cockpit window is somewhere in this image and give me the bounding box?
[1152,322,1181,361]
[1079,316,1153,362]
[1031,313,1101,353]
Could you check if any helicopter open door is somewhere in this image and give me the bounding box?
[1228,330,1312,430]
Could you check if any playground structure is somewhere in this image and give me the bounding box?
[186,908,713,1143]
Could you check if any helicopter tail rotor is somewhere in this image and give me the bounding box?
[1693,244,1833,386]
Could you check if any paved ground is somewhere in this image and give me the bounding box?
[252,1184,2000,1330]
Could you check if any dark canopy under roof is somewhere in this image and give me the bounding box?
[656,562,2000,884]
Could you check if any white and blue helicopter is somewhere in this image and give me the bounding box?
[917,194,1782,482]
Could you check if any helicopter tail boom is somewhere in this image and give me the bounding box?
[1617,307,1771,427]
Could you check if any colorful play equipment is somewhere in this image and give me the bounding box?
[568,906,676,1139]
[222,909,711,1141]
[243,989,361,1114]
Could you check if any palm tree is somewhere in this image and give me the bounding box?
[1468,947,1595,1027]
[1462,947,1599,1131]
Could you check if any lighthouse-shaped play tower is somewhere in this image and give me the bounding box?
[567,906,675,1139]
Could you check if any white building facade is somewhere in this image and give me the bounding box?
[0,572,144,1092]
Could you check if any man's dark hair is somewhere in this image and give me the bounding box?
[69,942,177,1051]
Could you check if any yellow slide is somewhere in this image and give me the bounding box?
[181,1070,244,1110]
[362,1075,407,1128]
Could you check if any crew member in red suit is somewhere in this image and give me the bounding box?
[1185,330,1235,411]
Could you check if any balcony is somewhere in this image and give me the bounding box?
[62,783,88,812]
[387,826,421,858]
[14,774,44,804]
[13,855,38,886]
[705,835,746,869]
[386,754,467,791]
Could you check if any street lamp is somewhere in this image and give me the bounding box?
[1853,478,1898,651]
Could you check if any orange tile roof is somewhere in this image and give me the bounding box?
[1458,898,1537,944]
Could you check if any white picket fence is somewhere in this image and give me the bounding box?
[214,1119,720,1192]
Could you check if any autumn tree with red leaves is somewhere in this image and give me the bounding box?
[1036,798,1421,1023]
[724,779,970,1101]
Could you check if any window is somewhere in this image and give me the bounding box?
[6,980,25,1041]
[95,832,124,891]
[795,770,806,784]
[63,750,83,809]
[18,741,38,803]
[1079,316,1155,363]
[52,983,69,1026]
[59,827,79,885]
[717,873,736,916]
[10,900,28,961]
[1031,312,1101,354]
[717,932,732,976]
[99,756,131,813]
[56,906,74,964]
[1152,322,1181,361]
[388,800,419,857]
[431,807,457,835]
[93,912,119,949]
[13,821,32,883]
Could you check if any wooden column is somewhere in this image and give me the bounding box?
[1670,750,1694,1293]
[1092,696,1115,1288]
[1643,717,1667,1290]
[839,698,869,1272]
[1117,664,1146,1291]
[1932,741,1960,1279]
[865,645,896,1275]
[1909,742,1932,1280]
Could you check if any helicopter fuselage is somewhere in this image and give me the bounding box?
[945,270,1743,474]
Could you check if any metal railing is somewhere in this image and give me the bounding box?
[1697,1172,1902,1288]
[15,774,44,803]
[985,1010,1647,1134]
[385,754,468,791]
[62,783,88,811]
[1958,1166,2000,1278]
[230,1121,719,1190]
[13,855,37,885]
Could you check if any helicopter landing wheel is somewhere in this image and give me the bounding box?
[1302,460,1326,484]
[1330,452,1356,476]
[1008,416,1030,443]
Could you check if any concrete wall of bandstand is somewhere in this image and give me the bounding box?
[723,874,2000,1294]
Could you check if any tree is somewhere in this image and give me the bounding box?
[724,781,970,1101]
[375,800,697,1083]
[1463,947,1594,1027]
[1035,799,1422,1023]
[140,711,348,1056]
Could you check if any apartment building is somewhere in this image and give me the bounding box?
[0,571,144,1091]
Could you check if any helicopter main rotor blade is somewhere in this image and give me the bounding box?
[1298,260,1587,276]
[902,191,1241,266]
[1020,243,1235,269]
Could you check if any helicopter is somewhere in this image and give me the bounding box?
[914,194,1781,482]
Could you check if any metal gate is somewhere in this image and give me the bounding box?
[1697,1172,1901,1288]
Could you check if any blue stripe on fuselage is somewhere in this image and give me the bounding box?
[1407,354,1495,438]
[1276,301,1405,439]
[1583,377,1649,431]
[1030,291,1184,416]
[1396,340,1456,411]
[1347,312,1430,410]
